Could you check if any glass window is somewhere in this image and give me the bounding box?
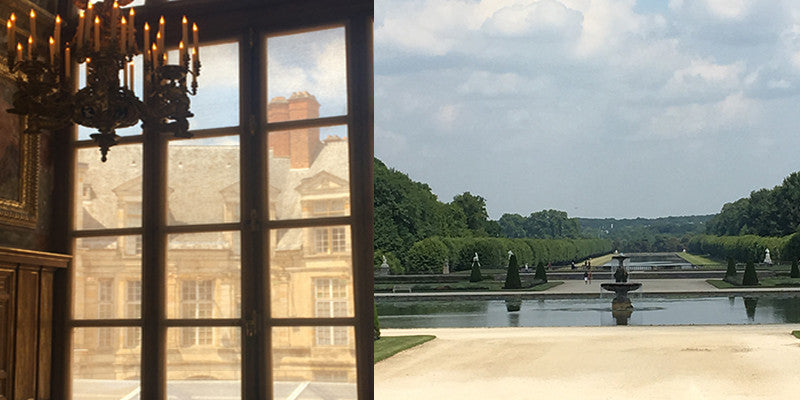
[267,28,347,121]
[272,327,356,399]
[168,136,240,226]
[75,145,142,230]
[167,232,240,319]
[267,126,350,220]
[186,42,240,130]
[269,228,353,318]
[72,328,140,398]
[73,236,141,320]
[167,327,241,399]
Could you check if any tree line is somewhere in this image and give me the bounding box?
[706,172,800,237]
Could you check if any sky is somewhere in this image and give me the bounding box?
[374,0,800,219]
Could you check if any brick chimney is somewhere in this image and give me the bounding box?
[267,92,322,169]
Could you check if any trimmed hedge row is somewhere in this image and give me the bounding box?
[687,234,792,263]
[402,236,612,274]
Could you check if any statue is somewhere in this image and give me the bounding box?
[443,258,450,274]
[378,255,390,276]
[763,248,772,265]
[508,250,514,259]
[473,252,480,265]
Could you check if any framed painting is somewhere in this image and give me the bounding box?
[0,63,38,228]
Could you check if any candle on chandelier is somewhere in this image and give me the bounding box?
[28,10,35,53]
[151,43,157,67]
[84,3,94,44]
[192,23,199,60]
[76,10,84,50]
[27,35,32,60]
[182,16,188,49]
[143,22,150,60]
[6,18,13,55]
[65,45,70,78]
[48,36,54,65]
[158,16,164,50]
[16,42,22,62]
[54,15,61,52]
[85,57,90,83]
[94,16,100,52]
[128,9,135,50]
[112,1,119,27]
[179,41,185,66]
[156,31,161,57]
[120,16,127,54]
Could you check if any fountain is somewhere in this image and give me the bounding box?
[601,253,642,323]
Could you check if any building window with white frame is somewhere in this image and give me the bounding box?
[125,280,141,348]
[181,280,214,346]
[314,278,348,346]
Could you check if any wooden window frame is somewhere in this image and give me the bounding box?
[61,1,373,399]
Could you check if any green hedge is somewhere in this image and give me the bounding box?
[404,237,612,274]
[687,234,791,263]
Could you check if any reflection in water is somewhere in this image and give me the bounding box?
[611,309,633,325]
[377,295,800,328]
[744,297,758,321]
[508,312,520,327]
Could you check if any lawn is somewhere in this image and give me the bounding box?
[676,252,723,267]
[793,331,800,340]
[374,335,436,363]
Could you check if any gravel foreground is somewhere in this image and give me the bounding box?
[375,325,800,400]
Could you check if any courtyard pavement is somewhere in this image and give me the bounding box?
[375,324,800,400]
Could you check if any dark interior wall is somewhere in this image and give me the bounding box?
[0,0,61,251]
[0,133,58,251]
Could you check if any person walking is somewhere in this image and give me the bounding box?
[583,270,589,284]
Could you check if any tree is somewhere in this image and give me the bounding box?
[524,209,580,239]
[504,253,521,289]
[742,260,759,286]
[406,237,449,274]
[534,260,548,283]
[452,192,492,236]
[791,259,799,279]
[499,213,527,238]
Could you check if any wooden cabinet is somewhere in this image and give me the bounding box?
[0,247,69,400]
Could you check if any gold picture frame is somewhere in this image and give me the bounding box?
[0,62,39,228]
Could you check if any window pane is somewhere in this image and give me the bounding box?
[167,327,241,398]
[168,136,240,225]
[167,232,241,318]
[269,227,353,318]
[267,27,347,121]
[73,236,142,319]
[188,42,240,130]
[75,145,142,230]
[72,328,140,399]
[267,125,350,220]
[272,326,356,400]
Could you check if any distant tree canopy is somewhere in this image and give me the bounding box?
[499,210,580,239]
[707,171,800,237]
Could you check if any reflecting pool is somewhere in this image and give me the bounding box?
[376,294,800,328]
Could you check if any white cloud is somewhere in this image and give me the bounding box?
[704,0,752,20]
[482,0,582,37]
[645,92,760,139]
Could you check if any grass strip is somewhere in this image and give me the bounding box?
[706,278,800,289]
[374,335,436,363]
[375,280,563,293]
[792,331,800,340]
[677,253,722,267]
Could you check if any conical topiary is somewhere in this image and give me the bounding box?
[791,259,800,279]
[725,257,737,283]
[534,261,548,283]
[742,259,759,286]
[469,259,483,282]
[504,253,522,289]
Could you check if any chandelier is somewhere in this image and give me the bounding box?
[4,0,201,161]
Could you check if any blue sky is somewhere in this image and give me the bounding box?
[375,0,800,219]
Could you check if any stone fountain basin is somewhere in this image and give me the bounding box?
[600,282,642,292]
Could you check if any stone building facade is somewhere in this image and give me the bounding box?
[72,92,355,386]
